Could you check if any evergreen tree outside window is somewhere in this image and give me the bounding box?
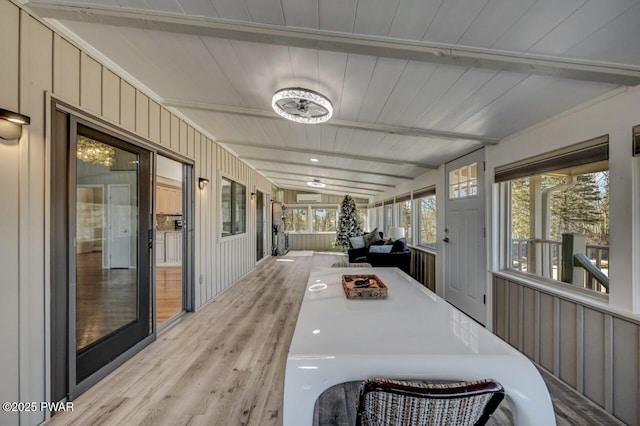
[357,207,367,231]
[399,200,412,244]
[505,161,610,294]
[284,208,308,232]
[419,195,437,248]
[497,136,609,295]
[509,168,609,293]
[312,207,337,232]
[334,195,363,249]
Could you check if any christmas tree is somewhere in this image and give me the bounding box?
[334,195,363,249]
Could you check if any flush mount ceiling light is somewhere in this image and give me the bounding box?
[272,88,333,124]
[310,158,319,162]
[307,179,326,188]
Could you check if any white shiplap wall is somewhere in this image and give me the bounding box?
[0,2,271,425]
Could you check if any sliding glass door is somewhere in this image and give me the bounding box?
[70,121,152,393]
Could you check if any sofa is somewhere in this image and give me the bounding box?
[347,230,411,274]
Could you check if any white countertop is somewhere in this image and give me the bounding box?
[284,267,555,426]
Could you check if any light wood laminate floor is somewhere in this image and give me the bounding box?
[156,265,183,326]
[76,253,183,350]
[50,253,622,425]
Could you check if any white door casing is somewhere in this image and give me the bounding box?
[108,184,132,269]
[444,149,486,324]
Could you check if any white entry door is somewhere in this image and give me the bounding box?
[108,184,132,269]
[444,149,486,324]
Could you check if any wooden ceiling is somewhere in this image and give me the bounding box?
[26,0,640,199]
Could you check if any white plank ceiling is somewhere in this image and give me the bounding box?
[25,0,640,198]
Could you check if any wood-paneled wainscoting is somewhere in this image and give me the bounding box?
[408,247,436,292]
[494,274,639,425]
[288,233,341,252]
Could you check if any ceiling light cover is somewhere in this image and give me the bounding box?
[272,88,333,124]
[307,179,326,188]
[76,136,115,167]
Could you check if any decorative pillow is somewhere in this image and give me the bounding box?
[349,236,365,249]
[363,228,383,247]
[369,245,393,254]
[391,238,407,252]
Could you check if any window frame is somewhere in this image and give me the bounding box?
[311,205,338,233]
[220,176,247,238]
[497,136,610,299]
[416,194,437,250]
[283,206,309,233]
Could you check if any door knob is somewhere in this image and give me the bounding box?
[443,237,450,243]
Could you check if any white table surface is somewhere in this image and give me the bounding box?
[284,267,555,426]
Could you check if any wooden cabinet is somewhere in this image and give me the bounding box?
[158,231,182,264]
[156,185,182,215]
[156,236,165,263]
[169,189,181,214]
[165,232,177,262]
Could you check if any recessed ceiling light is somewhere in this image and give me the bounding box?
[272,88,333,124]
[307,179,326,188]
[310,158,319,162]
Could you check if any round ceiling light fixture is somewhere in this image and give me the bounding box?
[272,88,333,124]
[307,179,326,188]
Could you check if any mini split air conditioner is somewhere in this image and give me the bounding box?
[296,193,322,203]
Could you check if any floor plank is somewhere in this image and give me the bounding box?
[49,253,622,426]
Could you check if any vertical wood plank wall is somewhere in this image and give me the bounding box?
[0,3,272,425]
[494,275,640,425]
[288,233,342,251]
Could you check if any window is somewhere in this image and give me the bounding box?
[221,177,246,237]
[419,195,437,248]
[370,205,383,232]
[398,200,412,244]
[312,207,337,232]
[449,163,477,199]
[285,208,308,232]
[384,204,393,233]
[357,207,367,231]
[497,136,609,295]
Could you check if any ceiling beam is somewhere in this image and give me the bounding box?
[258,169,395,188]
[166,99,498,144]
[275,183,374,200]
[220,141,438,168]
[240,157,414,180]
[28,2,640,86]
[268,177,383,193]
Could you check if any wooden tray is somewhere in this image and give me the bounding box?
[342,275,388,299]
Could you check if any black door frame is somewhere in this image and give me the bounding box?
[154,156,195,330]
[256,190,265,262]
[70,119,153,391]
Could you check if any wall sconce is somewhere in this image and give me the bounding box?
[0,108,31,140]
[251,192,256,200]
[198,177,209,190]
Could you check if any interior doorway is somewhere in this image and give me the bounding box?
[256,190,265,261]
[155,155,186,327]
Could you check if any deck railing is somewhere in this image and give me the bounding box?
[408,246,436,293]
[511,238,609,293]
